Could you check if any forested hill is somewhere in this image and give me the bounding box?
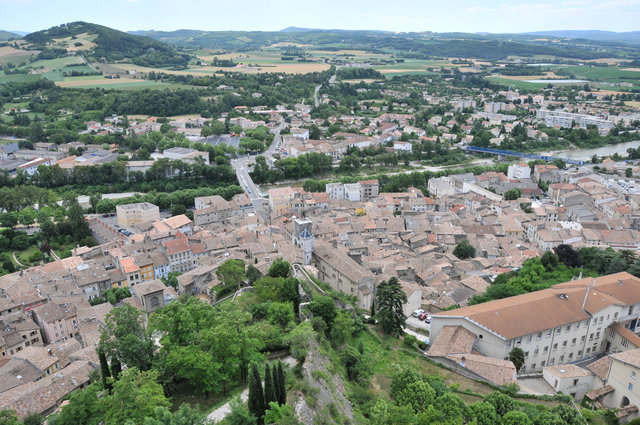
[24,21,191,68]
[0,30,20,41]
[132,28,640,60]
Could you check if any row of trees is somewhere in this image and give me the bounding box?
[247,362,287,424]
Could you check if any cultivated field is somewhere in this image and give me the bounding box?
[55,77,195,90]
[0,45,36,66]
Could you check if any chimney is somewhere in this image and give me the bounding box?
[48,349,52,356]
[618,279,623,286]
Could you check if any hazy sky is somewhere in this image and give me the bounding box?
[1,0,639,34]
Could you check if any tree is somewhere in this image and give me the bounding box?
[96,199,116,214]
[216,258,246,291]
[141,405,208,425]
[51,384,102,425]
[286,322,314,361]
[552,158,566,169]
[390,368,422,401]
[468,402,500,425]
[276,361,286,405]
[341,345,363,381]
[504,188,521,200]
[395,380,436,413]
[626,168,633,178]
[227,398,257,425]
[99,304,155,371]
[98,348,112,392]
[554,244,582,268]
[248,364,265,424]
[264,364,276,406]
[0,410,19,425]
[66,198,91,241]
[540,251,559,271]
[247,264,262,284]
[551,404,588,425]
[308,295,337,330]
[376,277,407,336]
[330,310,354,346]
[264,402,295,425]
[509,347,525,373]
[254,277,301,316]
[22,413,43,425]
[503,411,533,425]
[484,391,515,416]
[267,302,295,330]
[267,258,291,278]
[102,368,169,425]
[453,240,475,260]
[605,256,627,275]
[164,345,219,398]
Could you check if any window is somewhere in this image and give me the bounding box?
[632,372,637,379]
[560,355,565,362]
[586,348,591,354]
[527,335,532,343]
[569,353,573,360]
[541,361,546,367]
[572,338,577,345]
[573,379,579,386]
[537,332,542,340]
[544,346,549,353]
[546,330,552,337]
[534,348,539,355]
[562,341,567,348]
[614,312,618,320]
[599,316,603,324]
[553,343,558,351]
[622,338,629,348]
[556,327,561,334]
[596,331,600,339]
[609,329,616,338]
[575,323,580,330]
[532,363,536,369]
[630,306,634,315]
[549,358,555,366]
[629,383,634,391]
[525,351,529,358]
[566,325,571,332]
[578,350,583,357]
[590,333,594,341]
[516,337,522,344]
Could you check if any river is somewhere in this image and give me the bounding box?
[543,140,640,161]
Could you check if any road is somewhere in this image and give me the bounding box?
[313,74,335,108]
[230,122,285,225]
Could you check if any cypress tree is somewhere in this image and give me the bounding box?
[277,361,286,405]
[98,349,111,391]
[110,357,121,380]
[264,363,276,406]
[248,363,265,423]
[272,363,281,405]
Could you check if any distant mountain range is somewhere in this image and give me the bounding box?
[0,30,22,41]
[525,30,640,44]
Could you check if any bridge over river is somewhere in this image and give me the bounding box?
[464,146,586,166]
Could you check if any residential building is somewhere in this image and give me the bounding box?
[116,202,160,227]
[431,273,640,374]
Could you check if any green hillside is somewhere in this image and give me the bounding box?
[24,21,191,68]
[0,30,20,41]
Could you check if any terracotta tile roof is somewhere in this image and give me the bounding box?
[609,347,640,369]
[587,356,612,381]
[544,364,592,379]
[120,257,139,274]
[13,346,58,372]
[585,385,615,400]
[427,325,477,357]
[608,323,640,348]
[446,353,516,386]
[434,273,640,339]
[162,214,192,229]
[0,361,96,419]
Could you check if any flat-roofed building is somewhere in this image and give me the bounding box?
[116,202,160,227]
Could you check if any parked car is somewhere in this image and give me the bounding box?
[424,314,432,323]
[413,309,425,318]
[418,312,428,321]
[424,337,431,347]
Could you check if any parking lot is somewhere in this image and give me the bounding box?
[406,316,431,332]
[205,134,241,149]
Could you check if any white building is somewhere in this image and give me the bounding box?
[507,162,531,180]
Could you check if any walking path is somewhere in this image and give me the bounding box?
[12,251,25,268]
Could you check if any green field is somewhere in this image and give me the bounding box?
[57,77,200,90]
[0,73,43,83]
[557,66,640,84]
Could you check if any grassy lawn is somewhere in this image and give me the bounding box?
[16,245,41,267]
[55,78,198,90]
[171,381,245,415]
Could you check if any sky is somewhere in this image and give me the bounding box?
[1,0,640,34]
